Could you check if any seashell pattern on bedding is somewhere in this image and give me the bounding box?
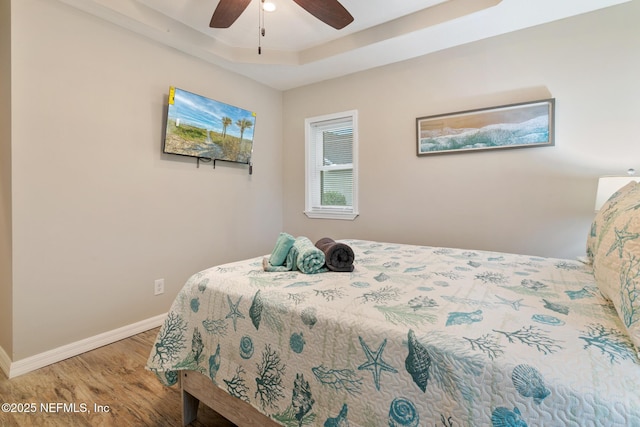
[589,180,640,353]
[147,239,640,426]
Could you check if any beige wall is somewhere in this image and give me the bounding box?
[282,1,640,259]
[9,0,283,360]
[0,0,13,357]
[4,0,638,363]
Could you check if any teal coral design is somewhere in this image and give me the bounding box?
[579,323,638,364]
[202,318,228,335]
[376,304,437,327]
[360,286,402,303]
[224,366,250,402]
[463,333,504,360]
[475,271,508,285]
[152,312,187,364]
[493,326,562,355]
[255,344,286,409]
[357,336,398,390]
[620,255,640,327]
[312,365,362,395]
[146,238,640,425]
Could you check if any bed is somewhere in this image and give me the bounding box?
[146,183,640,427]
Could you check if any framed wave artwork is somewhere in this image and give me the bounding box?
[416,99,555,156]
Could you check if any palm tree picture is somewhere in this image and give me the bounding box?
[221,116,233,138]
[236,118,254,142]
[163,87,256,164]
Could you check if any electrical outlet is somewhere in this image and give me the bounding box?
[154,279,165,296]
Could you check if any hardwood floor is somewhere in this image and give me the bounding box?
[0,328,236,426]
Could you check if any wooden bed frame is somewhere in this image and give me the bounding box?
[180,370,280,426]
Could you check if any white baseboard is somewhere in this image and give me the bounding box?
[6,313,167,379]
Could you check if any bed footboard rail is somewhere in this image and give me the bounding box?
[180,370,279,426]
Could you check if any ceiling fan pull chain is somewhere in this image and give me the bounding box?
[258,0,265,54]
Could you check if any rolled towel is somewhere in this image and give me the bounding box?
[266,243,299,272]
[293,236,326,274]
[263,256,292,272]
[315,237,355,272]
[269,232,295,266]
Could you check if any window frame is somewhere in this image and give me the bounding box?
[304,110,359,220]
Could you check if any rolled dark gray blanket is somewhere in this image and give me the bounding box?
[315,237,355,272]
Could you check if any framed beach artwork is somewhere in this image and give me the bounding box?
[416,99,555,156]
[163,86,256,165]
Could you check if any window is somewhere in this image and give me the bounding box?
[305,110,358,220]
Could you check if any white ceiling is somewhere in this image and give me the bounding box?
[138,0,451,52]
[58,0,629,90]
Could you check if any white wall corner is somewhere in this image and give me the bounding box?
[7,313,167,379]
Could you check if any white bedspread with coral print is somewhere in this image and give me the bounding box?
[147,240,640,427]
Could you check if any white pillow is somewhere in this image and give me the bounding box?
[590,181,640,352]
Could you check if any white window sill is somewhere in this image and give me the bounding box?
[304,210,359,220]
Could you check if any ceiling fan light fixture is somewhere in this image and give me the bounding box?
[262,2,276,12]
[210,0,352,30]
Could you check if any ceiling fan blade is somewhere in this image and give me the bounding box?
[209,0,252,28]
[292,0,354,30]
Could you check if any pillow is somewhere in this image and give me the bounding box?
[587,181,639,261]
[590,181,640,352]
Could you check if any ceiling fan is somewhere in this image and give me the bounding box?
[209,0,354,30]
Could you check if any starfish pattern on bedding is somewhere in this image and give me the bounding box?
[606,222,640,258]
[495,295,525,311]
[225,295,245,331]
[357,336,398,390]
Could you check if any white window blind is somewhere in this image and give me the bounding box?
[305,111,358,220]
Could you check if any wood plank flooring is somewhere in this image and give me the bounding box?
[0,328,236,426]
